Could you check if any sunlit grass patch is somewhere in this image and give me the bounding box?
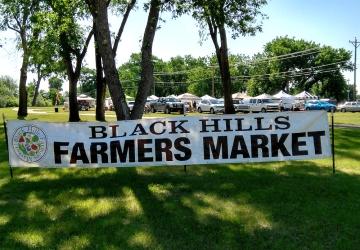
[0,214,11,226]
[182,192,272,232]
[58,235,91,250]
[127,231,157,248]
[11,230,46,248]
[70,198,119,219]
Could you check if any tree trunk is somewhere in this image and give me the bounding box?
[68,75,80,122]
[131,0,161,120]
[218,25,235,114]
[18,50,29,117]
[89,0,129,120]
[95,33,106,121]
[59,29,93,122]
[32,68,42,106]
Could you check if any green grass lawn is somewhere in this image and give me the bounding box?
[3,107,360,125]
[0,108,360,249]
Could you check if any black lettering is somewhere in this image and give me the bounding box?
[89,126,107,139]
[54,142,69,164]
[292,133,308,156]
[174,137,192,161]
[110,140,135,163]
[251,135,269,158]
[109,125,127,138]
[308,131,325,154]
[223,119,233,131]
[169,120,190,134]
[149,121,166,135]
[200,119,221,133]
[70,143,89,164]
[275,116,290,130]
[90,142,108,163]
[138,139,153,162]
[271,134,290,157]
[230,135,250,159]
[130,124,148,136]
[203,136,228,159]
[254,117,272,131]
[235,118,252,131]
[155,138,173,161]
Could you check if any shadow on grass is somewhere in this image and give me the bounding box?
[0,128,359,249]
[0,163,360,249]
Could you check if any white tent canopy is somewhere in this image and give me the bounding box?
[147,95,159,100]
[201,94,216,100]
[166,94,178,99]
[77,94,95,101]
[295,91,316,99]
[232,92,250,99]
[77,94,95,108]
[177,92,201,101]
[273,90,294,99]
[255,93,274,99]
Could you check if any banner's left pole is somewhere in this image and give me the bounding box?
[2,114,13,178]
[183,105,187,173]
[331,109,335,174]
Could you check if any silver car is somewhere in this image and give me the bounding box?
[338,101,360,112]
[197,99,224,114]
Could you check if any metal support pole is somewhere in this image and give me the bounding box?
[183,105,187,173]
[349,37,360,100]
[331,109,335,174]
[2,114,13,178]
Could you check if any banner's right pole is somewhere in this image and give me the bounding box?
[331,109,335,174]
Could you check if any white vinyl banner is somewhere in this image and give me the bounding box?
[6,111,331,168]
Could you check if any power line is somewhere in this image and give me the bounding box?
[228,60,347,79]
[153,48,322,76]
[120,60,348,85]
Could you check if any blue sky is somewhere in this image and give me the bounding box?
[1,0,359,90]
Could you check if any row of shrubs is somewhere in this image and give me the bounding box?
[0,97,53,108]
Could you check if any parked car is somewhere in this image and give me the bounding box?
[232,99,243,112]
[304,100,336,112]
[150,97,184,114]
[338,101,360,112]
[197,99,224,114]
[236,98,280,113]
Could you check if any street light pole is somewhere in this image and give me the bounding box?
[349,37,360,100]
[347,79,350,101]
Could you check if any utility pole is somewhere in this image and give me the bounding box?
[349,37,360,100]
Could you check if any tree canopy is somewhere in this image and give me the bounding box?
[247,37,352,100]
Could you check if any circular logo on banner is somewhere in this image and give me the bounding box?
[12,125,47,163]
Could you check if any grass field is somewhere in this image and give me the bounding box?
[0,108,359,249]
[2,107,360,125]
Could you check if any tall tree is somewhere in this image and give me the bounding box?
[48,76,63,105]
[180,0,267,113]
[86,0,130,120]
[248,37,352,100]
[28,29,64,106]
[131,0,162,119]
[0,75,18,107]
[93,0,136,121]
[0,0,40,117]
[44,0,93,121]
